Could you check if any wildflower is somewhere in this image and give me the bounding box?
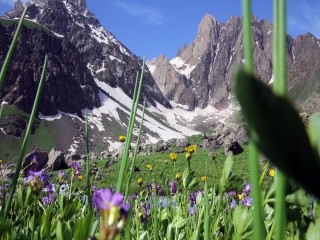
[139,202,151,223]
[164,159,169,165]
[146,164,153,171]
[185,144,197,153]
[242,197,253,207]
[78,174,83,180]
[188,192,197,207]
[201,175,207,183]
[228,191,237,199]
[170,153,177,161]
[93,188,130,240]
[238,194,243,200]
[243,183,252,195]
[71,161,82,177]
[175,173,181,180]
[26,170,49,195]
[189,206,195,215]
[59,184,69,195]
[41,192,54,206]
[119,135,126,142]
[31,155,38,166]
[229,199,237,209]
[168,181,177,195]
[56,171,67,185]
[185,152,192,160]
[269,168,275,177]
[145,183,164,197]
[137,178,143,185]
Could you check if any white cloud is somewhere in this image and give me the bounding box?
[112,0,164,26]
[288,1,320,37]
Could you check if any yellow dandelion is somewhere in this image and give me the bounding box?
[185,144,197,153]
[201,175,207,183]
[78,175,83,180]
[119,135,126,142]
[175,173,182,180]
[269,168,275,177]
[170,153,177,161]
[137,178,143,185]
[147,164,153,171]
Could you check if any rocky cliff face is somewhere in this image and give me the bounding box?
[0,0,170,116]
[150,13,320,111]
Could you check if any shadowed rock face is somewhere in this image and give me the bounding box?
[150,14,320,111]
[0,0,170,116]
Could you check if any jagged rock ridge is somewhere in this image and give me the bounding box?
[150,13,320,111]
[0,0,171,116]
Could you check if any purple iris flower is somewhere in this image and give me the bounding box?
[242,197,253,207]
[71,161,82,177]
[26,170,50,194]
[228,191,237,199]
[189,206,195,215]
[139,202,151,223]
[168,181,177,195]
[243,184,252,195]
[188,192,197,207]
[41,193,54,206]
[93,188,130,214]
[229,199,237,209]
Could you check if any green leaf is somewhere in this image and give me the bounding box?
[306,218,320,240]
[73,212,95,240]
[182,168,198,190]
[309,113,320,157]
[285,190,311,208]
[220,155,233,191]
[0,220,12,238]
[234,69,320,198]
[56,221,64,240]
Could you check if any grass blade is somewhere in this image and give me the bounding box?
[3,55,48,220]
[85,112,92,212]
[241,1,266,238]
[0,6,28,90]
[116,58,145,192]
[124,100,146,201]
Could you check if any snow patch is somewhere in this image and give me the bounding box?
[170,57,196,78]
[109,55,124,64]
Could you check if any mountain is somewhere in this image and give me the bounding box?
[149,14,320,111]
[0,0,199,160]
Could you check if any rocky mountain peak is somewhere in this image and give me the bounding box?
[197,13,219,40]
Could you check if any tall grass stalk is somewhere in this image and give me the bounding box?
[0,104,3,119]
[242,0,266,239]
[3,55,48,220]
[116,59,145,192]
[0,6,27,90]
[124,100,146,201]
[85,112,92,212]
[273,1,287,239]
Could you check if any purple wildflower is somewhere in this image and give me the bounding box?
[189,206,195,215]
[41,193,54,206]
[229,199,237,209]
[243,183,252,195]
[168,181,177,195]
[26,170,50,194]
[188,192,197,207]
[139,202,151,223]
[93,188,130,239]
[71,161,82,177]
[242,197,253,207]
[32,155,38,166]
[145,183,164,197]
[228,191,237,199]
[57,171,67,185]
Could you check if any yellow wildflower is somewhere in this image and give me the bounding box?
[185,144,197,153]
[175,173,182,180]
[119,135,126,142]
[185,152,192,160]
[170,153,177,161]
[137,178,143,185]
[201,176,207,183]
[269,168,275,177]
[78,175,83,180]
[147,164,153,171]
[238,194,243,200]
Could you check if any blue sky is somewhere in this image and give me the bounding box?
[1,0,320,60]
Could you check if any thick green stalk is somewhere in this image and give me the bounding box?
[85,112,92,212]
[273,1,287,239]
[124,100,146,201]
[3,55,48,220]
[116,59,145,192]
[242,1,266,239]
[0,6,28,90]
